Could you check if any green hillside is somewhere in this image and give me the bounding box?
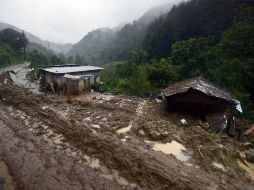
[101,0,254,121]
[0,28,27,68]
[143,0,254,58]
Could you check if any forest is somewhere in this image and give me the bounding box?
[0,28,27,68]
[100,0,254,121]
[0,28,70,69]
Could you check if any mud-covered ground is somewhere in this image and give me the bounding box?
[0,64,254,190]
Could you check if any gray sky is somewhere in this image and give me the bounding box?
[0,0,181,44]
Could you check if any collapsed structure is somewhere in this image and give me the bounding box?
[162,77,242,135]
[162,77,242,115]
[38,65,103,95]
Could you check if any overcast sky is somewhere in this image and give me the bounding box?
[0,0,181,44]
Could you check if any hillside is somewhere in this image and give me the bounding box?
[101,0,254,121]
[0,21,73,54]
[68,27,117,65]
[143,0,254,58]
[0,28,27,68]
[67,3,174,65]
[1,1,254,189]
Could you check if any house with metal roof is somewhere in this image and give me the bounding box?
[38,65,104,95]
[162,77,242,115]
[162,77,243,138]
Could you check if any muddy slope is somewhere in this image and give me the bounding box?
[1,83,253,190]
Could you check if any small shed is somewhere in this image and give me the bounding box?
[162,77,242,116]
[38,65,103,94]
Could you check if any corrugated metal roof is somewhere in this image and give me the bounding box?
[38,66,103,74]
[49,64,80,67]
[162,77,242,113]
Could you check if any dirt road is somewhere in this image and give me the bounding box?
[0,63,29,74]
[0,65,253,189]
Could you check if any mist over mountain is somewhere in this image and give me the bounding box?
[67,3,175,65]
[68,28,117,64]
[0,21,73,54]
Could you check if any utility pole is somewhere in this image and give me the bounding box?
[47,42,50,65]
[23,30,26,62]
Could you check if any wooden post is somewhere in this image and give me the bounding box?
[50,82,55,94]
[23,30,26,61]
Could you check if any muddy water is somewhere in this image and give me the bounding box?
[89,158,100,168]
[91,124,100,129]
[145,140,190,162]
[102,173,136,187]
[0,161,15,190]
[238,160,254,180]
[212,162,226,172]
[117,121,133,134]
[116,100,145,134]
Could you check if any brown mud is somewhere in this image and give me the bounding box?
[0,70,254,189]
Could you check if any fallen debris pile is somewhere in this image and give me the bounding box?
[0,70,254,189]
[161,77,254,142]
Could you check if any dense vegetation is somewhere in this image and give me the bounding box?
[0,28,72,69]
[27,46,67,69]
[0,28,27,68]
[27,46,89,69]
[0,22,73,54]
[143,0,254,59]
[101,0,254,121]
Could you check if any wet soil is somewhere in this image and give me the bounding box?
[0,160,15,190]
[0,67,254,189]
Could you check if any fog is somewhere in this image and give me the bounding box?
[0,0,182,43]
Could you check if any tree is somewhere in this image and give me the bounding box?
[220,24,254,59]
[0,47,12,67]
[67,56,74,64]
[45,53,65,65]
[28,50,48,68]
[0,29,28,66]
[74,54,87,65]
[146,58,179,88]
[127,50,148,65]
[170,36,217,79]
[0,28,28,52]
[213,23,254,102]
[143,0,254,58]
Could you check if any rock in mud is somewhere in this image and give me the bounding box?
[246,150,254,163]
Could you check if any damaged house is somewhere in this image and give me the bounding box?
[38,65,103,95]
[162,77,242,135]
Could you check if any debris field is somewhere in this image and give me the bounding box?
[0,64,254,190]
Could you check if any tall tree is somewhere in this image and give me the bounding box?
[0,28,28,52]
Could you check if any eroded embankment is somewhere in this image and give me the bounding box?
[0,108,126,190]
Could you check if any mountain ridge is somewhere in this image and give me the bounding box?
[67,3,176,65]
[0,21,73,54]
